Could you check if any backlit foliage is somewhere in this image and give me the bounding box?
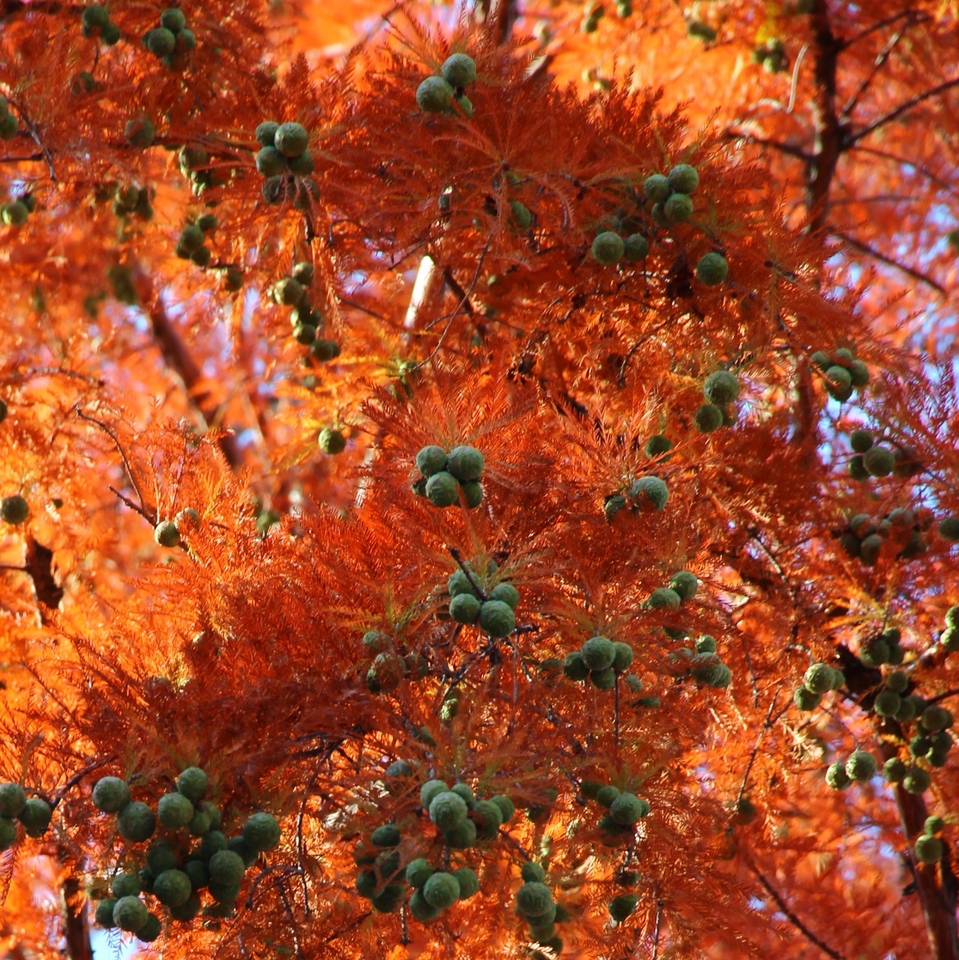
[1,1,958,959]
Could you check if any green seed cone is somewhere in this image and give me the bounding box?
[153,869,192,907]
[425,471,459,507]
[0,783,27,818]
[609,792,649,825]
[609,893,639,921]
[441,53,477,88]
[158,792,194,828]
[629,475,669,510]
[668,164,699,194]
[416,76,454,113]
[428,791,468,830]
[591,231,625,265]
[113,895,149,933]
[423,871,461,909]
[117,802,156,842]
[478,599,515,638]
[581,635,616,670]
[696,252,728,285]
[243,812,281,852]
[449,592,482,624]
[516,881,553,918]
[845,750,877,781]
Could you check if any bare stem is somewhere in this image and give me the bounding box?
[831,230,946,294]
[747,861,844,959]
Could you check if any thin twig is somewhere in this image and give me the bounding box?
[23,110,57,181]
[52,756,116,810]
[748,861,844,959]
[652,898,663,960]
[417,238,492,368]
[136,274,245,469]
[848,144,957,193]
[847,77,959,146]
[614,675,621,748]
[107,486,151,520]
[296,768,323,917]
[722,128,811,161]
[831,230,946,294]
[12,367,104,386]
[441,267,476,316]
[735,697,777,808]
[838,9,930,52]
[322,911,369,945]
[449,547,489,600]
[828,193,918,206]
[337,297,387,322]
[74,407,151,519]
[840,21,909,120]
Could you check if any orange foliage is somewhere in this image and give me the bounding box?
[1,1,958,959]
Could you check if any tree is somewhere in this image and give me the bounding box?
[1,0,957,957]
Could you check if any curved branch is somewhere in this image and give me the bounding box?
[838,9,931,51]
[847,77,959,146]
[848,144,957,193]
[747,860,845,959]
[74,408,152,519]
[723,128,812,161]
[840,19,910,120]
[831,230,946,294]
[133,270,244,469]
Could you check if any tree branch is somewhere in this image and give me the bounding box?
[23,537,63,620]
[722,128,812,161]
[877,721,959,960]
[805,1,844,233]
[838,9,931,52]
[847,77,959,146]
[652,898,663,960]
[831,230,946,294]
[848,144,957,193]
[840,18,910,120]
[58,850,93,960]
[491,0,519,45]
[133,269,244,469]
[1,0,68,14]
[828,193,919,207]
[747,861,845,959]
[74,408,152,519]
[927,688,959,706]
[735,696,778,806]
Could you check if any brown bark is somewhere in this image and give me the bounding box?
[805,1,845,233]
[60,867,94,960]
[474,0,518,45]
[491,0,519,46]
[134,270,244,470]
[878,722,959,959]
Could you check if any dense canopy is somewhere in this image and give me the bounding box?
[1,2,958,959]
